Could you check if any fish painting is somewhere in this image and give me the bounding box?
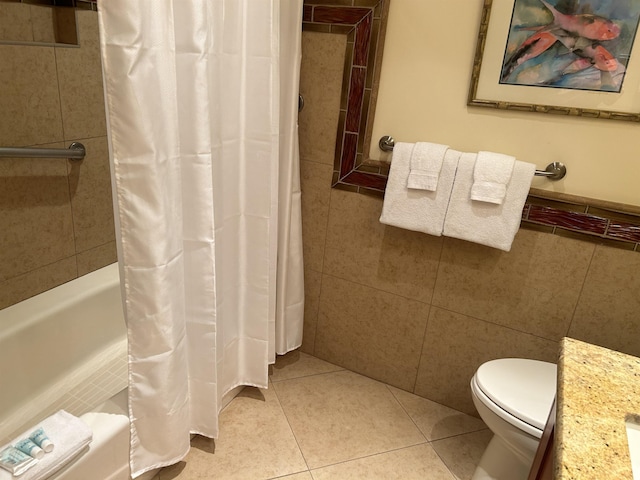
[500,0,640,92]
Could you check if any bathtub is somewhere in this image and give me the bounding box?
[0,263,154,480]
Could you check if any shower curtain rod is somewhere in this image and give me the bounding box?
[0,142,86,162]
[378,135,567,181]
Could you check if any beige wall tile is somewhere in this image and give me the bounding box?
[0,256,77,309]
[414,307,559,415]
[0,44,64,146]
[67,136,116,252]
[432,229,594,341]
[30,5,56,44]
[568,246,640,357]
[324,189,442,304]
[0,3,33,42]
[301,267,322,354]
[272,370,425,469]
[311,444,454,480]
[315,275,430,391]
[300,160,333,273]
[0,152,75,281]
[55,10,106,141]
[299,32,346,166]
[77,242,117,277]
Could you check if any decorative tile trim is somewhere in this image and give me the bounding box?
[302,0,390,194]
[522,192,640,252]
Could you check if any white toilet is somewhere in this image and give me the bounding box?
[470,358,557,480]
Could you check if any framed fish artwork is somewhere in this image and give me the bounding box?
[468,0,640,121]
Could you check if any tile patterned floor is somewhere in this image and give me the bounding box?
[154,352,491,480]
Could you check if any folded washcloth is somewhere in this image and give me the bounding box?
[0,410,93,480]
[443,153,535,251]
[407,142,450,191]
[470,150,515,204]
[380,142,461,235]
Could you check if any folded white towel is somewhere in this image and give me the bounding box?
[407,142,450,191]
[380,142,461,235]
[0,410,93,480]
[443,153,535,251]
[470,150,515,204]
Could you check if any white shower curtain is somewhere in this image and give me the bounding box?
[98,1,304,477]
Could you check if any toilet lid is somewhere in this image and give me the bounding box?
[475,358,557,430]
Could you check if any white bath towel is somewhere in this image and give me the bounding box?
[380,142,461,235]
[470,150,515,204]
[407,142,449,191]
[443,153,535,251]
[0,410,93,480]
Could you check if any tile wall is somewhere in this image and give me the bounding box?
[0,10,115,309]
[299,30,640,415]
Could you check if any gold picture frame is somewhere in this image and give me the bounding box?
[468,0,640,122]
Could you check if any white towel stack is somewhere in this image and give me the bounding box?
[443,153,535,251]
[379,142,535,252]
[380,142,461,236]
[0,411,93,480]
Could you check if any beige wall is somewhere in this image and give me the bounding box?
[0,10,115,309]
[370,0,640,207]
[299,28,640,415]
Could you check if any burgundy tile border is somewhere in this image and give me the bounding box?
[303,0,390,194]
[522,194,640,252]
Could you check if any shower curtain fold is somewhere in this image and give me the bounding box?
[98,1,304,477]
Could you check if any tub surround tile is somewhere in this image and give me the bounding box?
[0,152,75,282]
[315,275,430,391]
[431,429,493,480]
[0,44,64,146]
[299,32,346,166]
[414,307,559,415]
[76,242,117,277]
[0,3,34,42]
[310,443,455,480]
[67,136,116,252]
[272,370,425,469]
[55,10,106,141]
[300,160,333,273]
[432,229,594,341]
[159,385,307,480]
[0,257,77,310]
[323,189,442,304]
[568,245,640,357]
[388,386,487,441]
[270,350,343,383]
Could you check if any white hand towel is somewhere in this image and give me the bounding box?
[470,150,515,204]
[0,410,93,480]
[407,142,449,191]
[380,142,461,236]
[443,153,535,251]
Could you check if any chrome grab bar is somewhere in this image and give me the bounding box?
[378,135,566,181]
[0,142,86,162]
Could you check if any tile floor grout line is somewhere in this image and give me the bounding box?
[270,366,346,385]
[384,384,429,443]
[269,379,314,474]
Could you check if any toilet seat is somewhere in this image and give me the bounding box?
[472,358,556,436]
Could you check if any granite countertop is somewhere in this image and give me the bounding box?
[556,337,640,479]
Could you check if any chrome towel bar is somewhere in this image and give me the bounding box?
[378,135,566,181]
[0,142,86,162]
